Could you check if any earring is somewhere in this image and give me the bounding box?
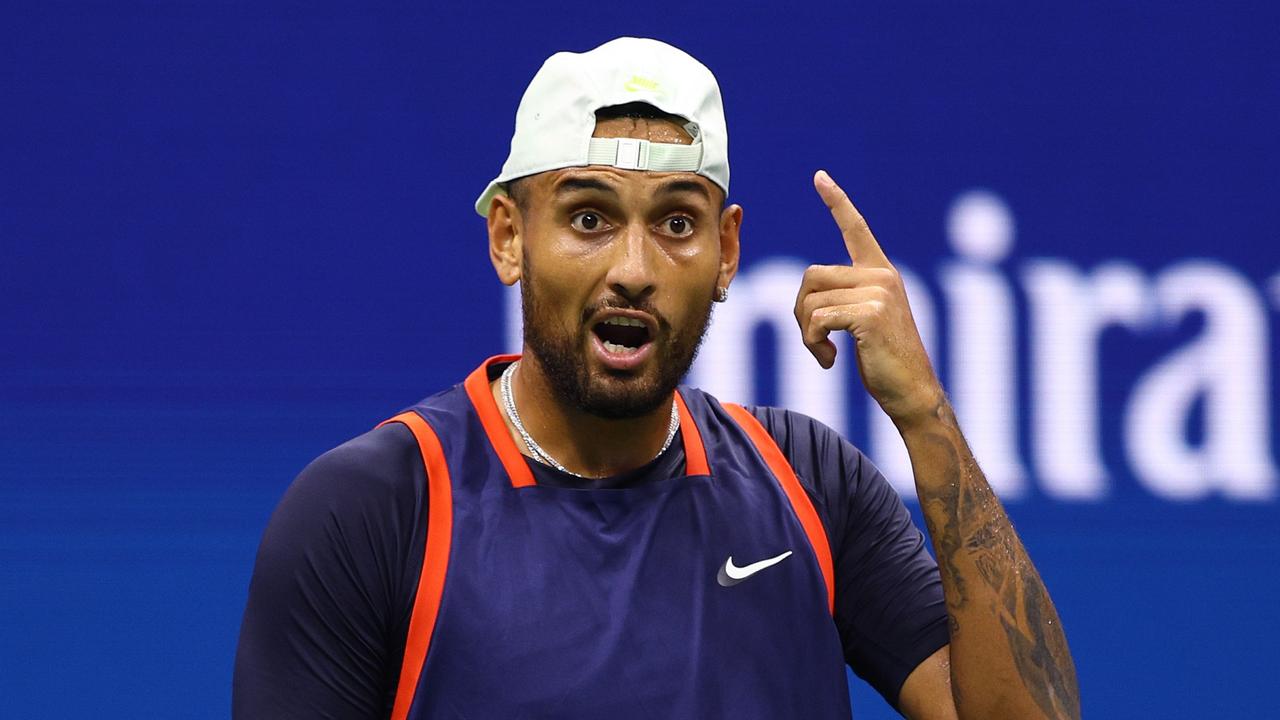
[714,287,729,303]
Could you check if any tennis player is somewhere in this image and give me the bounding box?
[234,37,1079,719]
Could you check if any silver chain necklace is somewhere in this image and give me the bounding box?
[500,361,680,478]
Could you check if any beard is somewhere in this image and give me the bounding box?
[520,255,716,420]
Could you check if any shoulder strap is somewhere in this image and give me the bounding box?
[375,411,453,720]
[674,390,710,476]
[721,403,835,615]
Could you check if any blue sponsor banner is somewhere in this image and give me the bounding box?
[1,2,1277,718]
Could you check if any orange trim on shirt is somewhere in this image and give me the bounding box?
[375,411,454,720]
[463,354,536,488]
[674,390,709,476]
[722,403,836,615]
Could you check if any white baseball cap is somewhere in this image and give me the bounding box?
[474,37,730,217]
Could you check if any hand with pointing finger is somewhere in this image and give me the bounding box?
[799,172,1082,718]
[795,170,944,429]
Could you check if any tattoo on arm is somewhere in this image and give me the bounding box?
[917,402,1080,720]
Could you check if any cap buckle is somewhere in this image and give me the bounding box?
[614,138,648,170]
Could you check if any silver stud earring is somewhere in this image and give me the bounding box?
[714,286,729,303]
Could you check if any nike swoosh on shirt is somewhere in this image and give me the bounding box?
[716,550,793,587]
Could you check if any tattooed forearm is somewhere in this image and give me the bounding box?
[909,400,1080,720]
[921,445,966,607]
[999,573,1081,720]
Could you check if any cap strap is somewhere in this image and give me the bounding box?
[586,138,702,172]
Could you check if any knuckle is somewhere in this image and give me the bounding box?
[808,308,831,332]
[811,290,832,309]
[802,322,822,343]
[796,293,812,318]
[799,265,824,293]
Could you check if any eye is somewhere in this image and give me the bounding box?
[661,215,694,237]
[570,211,606,233]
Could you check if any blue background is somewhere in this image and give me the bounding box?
[3,2,1278,718]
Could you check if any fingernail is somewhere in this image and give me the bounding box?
[815,170,833,189]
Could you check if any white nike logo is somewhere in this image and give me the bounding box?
[716,550,793,587]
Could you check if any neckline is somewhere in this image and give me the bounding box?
[462,354,709,488]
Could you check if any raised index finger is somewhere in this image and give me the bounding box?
[814,170,891,268]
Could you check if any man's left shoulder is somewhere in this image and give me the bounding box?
[685,387,873,491]
[681,387,844,447]
[743,405,842,449]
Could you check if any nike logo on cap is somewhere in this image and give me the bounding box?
[716,550,793,587]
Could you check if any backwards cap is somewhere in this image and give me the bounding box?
[474,37,730,216]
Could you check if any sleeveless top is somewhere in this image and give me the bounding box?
[377,355,851,719]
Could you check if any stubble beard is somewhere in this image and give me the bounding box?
[519,257,717,420]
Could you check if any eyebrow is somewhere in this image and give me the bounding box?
[552,176,713,203]
[554,177,617,197]
[655,179,711,202]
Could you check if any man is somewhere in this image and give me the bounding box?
[234,37,1079,719]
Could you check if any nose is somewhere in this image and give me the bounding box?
[604,223,658,304]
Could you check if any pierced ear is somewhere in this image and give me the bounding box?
[488,194,523,286]
[717,203,743,291]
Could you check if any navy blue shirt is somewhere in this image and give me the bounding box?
[233,393,948,719]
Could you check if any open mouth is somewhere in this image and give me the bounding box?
[592,316,653,355]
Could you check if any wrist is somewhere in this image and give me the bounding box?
[887,384,951,436]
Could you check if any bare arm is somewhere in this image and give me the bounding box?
[898,399,1079,719]
[794,170,1079,719]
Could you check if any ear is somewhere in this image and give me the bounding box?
[717,203,743,291]
[487,193,523,286]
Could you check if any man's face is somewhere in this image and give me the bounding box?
[500,115,740,419]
